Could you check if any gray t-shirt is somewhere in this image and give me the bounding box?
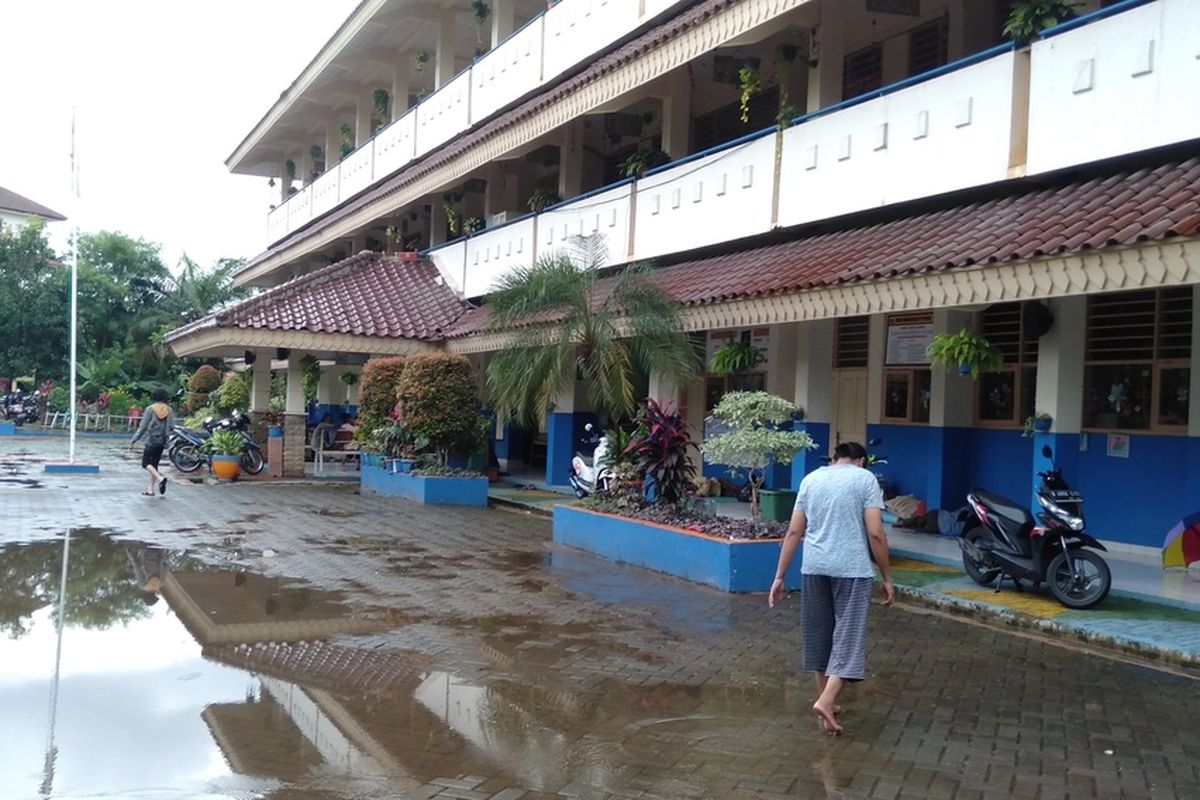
[794,464,885,578]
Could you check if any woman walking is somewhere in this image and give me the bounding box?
[130,388,175,497]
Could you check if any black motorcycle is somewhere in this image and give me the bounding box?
[170,410,264,475]
[2,390,40,425]
[958,444,1111,609]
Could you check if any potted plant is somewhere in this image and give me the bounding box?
[1004,1,1077,46]
[527,188,561,213]
[204,429,245,481]
[471,0,490,44]
[708,339,764,374]
[926,329,1004,378]
[737,65,761,124]
[701,392,816,520]
[620,147,670,178]
[1022,412,1053,437]
[262,408,284,438]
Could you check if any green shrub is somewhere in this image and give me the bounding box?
[104,388,136,418]
[187,364,221,393]
[47,387,69,413]
[396,354,482,465]
[216,371,250,413]
[358,356,408,433]
[185,406,220,429]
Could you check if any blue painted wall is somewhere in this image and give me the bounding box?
[545,412,598,486]
[705,417,828,491]
[966,428,1032,507]
[306,404,358,426]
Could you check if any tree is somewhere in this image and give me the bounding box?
[701,391,816,520]
[397,353,483,465]
[485,235,697,429]
[0,219,69,382]
[357,356,408,435]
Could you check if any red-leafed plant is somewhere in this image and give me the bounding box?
[357,356,409,440]
[625,398,696,507]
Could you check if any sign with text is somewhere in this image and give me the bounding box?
[885,313,934,366]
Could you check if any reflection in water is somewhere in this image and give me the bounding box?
[39,528,70,797]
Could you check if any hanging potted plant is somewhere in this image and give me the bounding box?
[471,0,491,44]
[339,371,358,387]
[1022,412,1053,437]
[414,50,430,73]
[926,329,1004,378]
[204,429,245,481]
[709,340,764,374]
[737,65,761,124]
[527,187,561,213]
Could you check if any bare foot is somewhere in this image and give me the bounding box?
[813,701,843,735]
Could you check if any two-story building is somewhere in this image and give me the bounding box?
[167,0,1200,555]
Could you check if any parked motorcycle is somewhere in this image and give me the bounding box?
[2,389,40,425]
[568,423,614,499]
[170,409,265,475]
[958,444,1111,609]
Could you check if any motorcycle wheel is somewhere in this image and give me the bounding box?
[961,528,1001,586]
[171,444,204,473]
[241,446,265,475]
[1046,549,1111,609]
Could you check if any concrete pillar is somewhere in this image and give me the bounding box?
[325,118,341,167]
[392,61,412,119]
[545,368,595,486]
[250,354,271,412]
[430,198,447,246]
[435,11,457,89]
[806,0,845,113]
[355,89,373,147]
[947,1,966,62]
[790,320,835,486]
[491,0,515,47]
[866,314,886,426]
[659,70,691,160]
[279,161,291,203]
[300,146,314,186]
[484,164,507,220]
[317,367,339,406]
[1031,296,1087,512]
[558,119,584,199]
[283,354,309,478]
[881,33,908,86]
[920,309,975,510]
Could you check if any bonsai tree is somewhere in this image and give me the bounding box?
[396,353,483,466]
[708,339,763,374]
[701,391,816,520]
[625,398,696,506]
[187,364,222,411]
[926,329,1004,378]
[486,234,698,429]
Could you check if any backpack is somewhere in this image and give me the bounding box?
[147,413,169,446]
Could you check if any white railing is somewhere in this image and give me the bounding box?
[542,0,641,81]
[471,18,545,125]
[777,50,1017,228]
[463,216,537,298]
[427,239,468,295]
[339,142,375,198]
[415,70,472,158]
[1026,0,1200,175]
[310,167,341,218]
[374,109,417,177]
[540,183,633,268]
[634,135,776,261]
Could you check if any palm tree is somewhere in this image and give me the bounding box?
[485,235,698,428]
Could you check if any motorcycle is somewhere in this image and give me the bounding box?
[958,444,1111,609]
[170,409,265,475]
[568,423,614,499]
[2,390,40,425]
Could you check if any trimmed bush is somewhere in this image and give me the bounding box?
[216,371,250,413]
[187,364,222,413]
[396,354,482,465]
[104,387,136,418]
[358,356,408,433]
[47,386,69,413]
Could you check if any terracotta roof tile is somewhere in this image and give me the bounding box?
[167,252,468,344]
[447,157,1200,338]
[0,185,66,221]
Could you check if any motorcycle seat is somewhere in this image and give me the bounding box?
[578,455,594,467]
[972,489,1033,527]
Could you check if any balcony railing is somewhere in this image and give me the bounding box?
[265,0,686,244]
[425,0,1193,302]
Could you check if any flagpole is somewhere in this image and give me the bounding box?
[68,112,78,464]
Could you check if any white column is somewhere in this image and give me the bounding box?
[325,118,341,166]
[355,89,373,147]
[491,0,515,47]
[767,323,798,403]
[300,147,314,185]
[794,320,834,424]
[317,367,339,406]
[286,355,307,415]
[931,309,973,428]
[484,164,507,219]
[866,314,886,425]
[659,70,691,160]
[250,353,271,412]
[806,0,845,113]
[648,371,682,408]
[880,33,908,87]
[435,11,457,89]
[279,160,291,203]
[558,119,584,199]
[1035,297,1086,433]
[392,60,411,119]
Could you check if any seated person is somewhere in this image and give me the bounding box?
[338,413,359,435]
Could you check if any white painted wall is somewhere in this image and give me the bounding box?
[463,216,537,297]
[539,183,632,267]
[428,239,467,295]
[373,109,417,178]
[777,51,1016,228]
[632,134,776,261]
[339,143,375,198]
[471,18,545,124]
[542,0,641,80]
[1026,0,1200,175]
[415,70,472,158]
[310,167,341,219]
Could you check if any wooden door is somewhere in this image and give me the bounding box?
[832,369,868,452]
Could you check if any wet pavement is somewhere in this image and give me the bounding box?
[3,437,1200,799]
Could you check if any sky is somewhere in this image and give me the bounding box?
[0,1,359,272]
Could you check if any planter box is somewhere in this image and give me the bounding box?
[0,421,15,436]
[552,505,803,593]
[360,463,488,507]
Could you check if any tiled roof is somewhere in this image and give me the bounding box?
[0,185,66,221]
[167,252,468,343]
[447,156,1200,337]
[243,0,740,269]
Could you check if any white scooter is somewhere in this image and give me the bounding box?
[568,423,614,499]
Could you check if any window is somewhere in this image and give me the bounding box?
[976,302,1040,426]
[834,316,870,369]
[692,86,780,151]
[703,329,769,413]
[882,312,931,424]
[842,44,883,101]
[908,17,948,76]
[883,368,931,423]
[1083,289,1192,432]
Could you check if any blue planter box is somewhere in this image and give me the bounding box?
[360,463,488,507]
[552,505,803,593]
[0,421,15,436]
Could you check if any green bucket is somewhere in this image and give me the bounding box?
[759,489,798,523]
